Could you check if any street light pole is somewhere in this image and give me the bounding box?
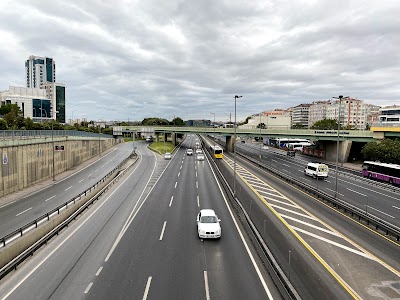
[333,95,349,199]
[52,121,55,181]
[211,112,215,148]
[259,112,262,159]
[233,95,242,199]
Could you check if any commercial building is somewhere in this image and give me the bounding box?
[25,55,56,88]
[0,86,52,122]
[292,104,311,128]
[42,82,66,123]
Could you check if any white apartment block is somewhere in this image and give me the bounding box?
[292,104,310,128]
[308,100,331,128]
[325,98,380,129]
[0,86,53,121]
[25,55,56,88]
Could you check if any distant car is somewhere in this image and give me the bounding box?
[145,136,153,142]
[164,152,171,160]
[196,142,200,148]
[197,209,221,239]
[196,149,202,154]
[287,150,295,157]
[186,149,193,155]
[197,153,205,161]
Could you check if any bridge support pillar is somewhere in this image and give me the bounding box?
[172,133,177,146]
[155,133,160,142]
[164,133,168,143]
[226,135,234,152]
[324,140,352,164]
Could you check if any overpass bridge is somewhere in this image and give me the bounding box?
[114,125,400,162]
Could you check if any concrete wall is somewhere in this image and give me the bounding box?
[0,137,118,197]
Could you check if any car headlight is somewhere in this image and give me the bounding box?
[199,229,206,234]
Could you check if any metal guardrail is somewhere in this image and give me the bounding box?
[0,153,138,280]
[0,130,111,139]
[0,154,130,248]
[237,151,400,242]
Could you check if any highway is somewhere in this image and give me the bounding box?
[0,137,280,300]
[234,140,400,228]
[0,142,134,238]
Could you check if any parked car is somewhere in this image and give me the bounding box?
[196,209,221,239]
[164,152,171,160]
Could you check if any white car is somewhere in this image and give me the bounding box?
[197,153,204,161]
[186,148,193,155]
[197,209,221,239]
[164,152,171,160]
[196,149,202,154]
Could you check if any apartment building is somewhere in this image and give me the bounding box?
[25,55,56,88]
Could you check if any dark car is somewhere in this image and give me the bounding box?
[287,150,295,157]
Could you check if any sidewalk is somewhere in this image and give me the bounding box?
[0,147,115,209]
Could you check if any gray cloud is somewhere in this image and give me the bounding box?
[0,0,399,122]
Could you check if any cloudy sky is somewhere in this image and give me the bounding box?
[0,0,399,122]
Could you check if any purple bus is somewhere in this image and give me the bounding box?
[362,161,400,185]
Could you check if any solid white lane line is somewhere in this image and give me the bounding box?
[197,195,200,207]
[210,156,273,298]
[393,206,400,210]
[169,196,174,207]
[159,222,167,240]
[204,271,210,300]
[65,186,72,191]
[96,267,103,276]
[178,172,180,177]
[281,214,340,236]
[142,277,152,300]
[78,179,85,183]
[292,226,373,259]
[325,188,344,197]
[45,195,56,202]
[347,188,367,197]
[84,282,93,294]
[367,206,395,218]
[16,207,32,217]
[175,182,178,188]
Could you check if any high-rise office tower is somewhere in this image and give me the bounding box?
[25,55,56,88]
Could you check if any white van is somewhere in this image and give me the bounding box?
[304,163,329,179]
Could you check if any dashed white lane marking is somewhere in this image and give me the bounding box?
[78,179,85,183]
[174,182,177,188]
[88,173,93,177]
[95,169,99,172]
[84,282,93,294]
[178,172,180,177]
[325,180,331,183]
[347,188,367,197]
[180,165,182,169]
[142,276,152,300]
[393,206,400,210]
[65,186,72,191]
[282,163,291,167]
[16,207,32,217]
[45,195,56,202]
[196,172,197,177]
[367,206,395,219]
[196,181,198,188]
[96,267,103,276]
[291,226,373,259]
[325,188,344,197]
[169,196,174,207]
[197,195,200,207]
[204,271,210,300]
[159,221,167,240]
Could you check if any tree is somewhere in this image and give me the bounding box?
[311,119,338,130]
[170,117,184,126]
[292,124,306,129]
[0,118,8,130]
[361,139,400,164]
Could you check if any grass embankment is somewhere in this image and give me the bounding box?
[148,141,175,154]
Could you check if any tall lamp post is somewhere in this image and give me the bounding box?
[332,95,349,199]
[210,112,215,148]
[233,95,242,199]
[259,112,262,159]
